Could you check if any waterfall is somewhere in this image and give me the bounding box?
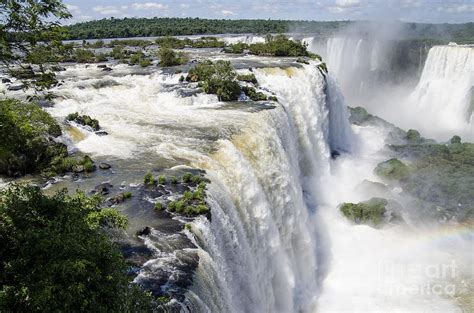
[222,35,266,45]
[184,64,353,312]
[408,45,474,139]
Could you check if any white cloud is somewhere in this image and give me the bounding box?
[220,9,236,16]
[180,4,190,9]
[401,0,422,8]
[66,4,81,14]
[92,5,121,15]
[335,0,362,8]
[437,4,474,14]
[131,2,169,10]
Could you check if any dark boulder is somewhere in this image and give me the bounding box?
[7,84,25,91]
[136,226,152,237]
[91,182,113,196]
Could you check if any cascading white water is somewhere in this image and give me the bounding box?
[37,57,471,313]
[222,35,266,45]
[408,45,474,140]
[181,63,354,312]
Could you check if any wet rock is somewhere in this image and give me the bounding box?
[91,182,113,195]
[122,244,154,267]
[37,100,54,108]
[2,78,11,83]
[95,130,109,136]
[102,67,113,72]
[72,165,85,173]
[7,84,25,91]
[99,162,111,170]
[97,64,108,69]
[136,226,151,237]
[106,191,131,206]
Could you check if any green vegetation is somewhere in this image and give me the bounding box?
[47,154,96,176]
[147,172,211,217]
[1,0,71,89]
[224,43,248,54]
[157,47,188,67]
[406,129,422,143]
[340,198,389,227]
[74,48,95,63]
[186,60,241,101]
[0,184,153,312]
[66,18,474,44]
[154,202,163,211]
[237,73,258,85]
[374,158,410,181]
[144,171,155,186]
[248,35,310,57]
[0,99,64,177]
[385,138,474,218]
[129,51,151,67]
[66,112,100,131]
[107,39,152,47]
[242,86,267,101]
[157,175,167,185]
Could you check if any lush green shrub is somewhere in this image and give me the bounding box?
[47,154,96,175]
[108,39,151,47]
[248,35,309,57]
[155,202,163,210]
[406,129,422,143]
[171,176,178,184]
[144,171,155,186]
[0,184,153,312]
[450,135,462,144]
[242,86,267,101]
[95,53,108,62]
[340,198,388,226]
[0,99,65,176]
[123,191,132,199]
[156,36,188,49]
[224,43,249,54]
[237,73,258,84]
[139,58,151,67]
[111,46,125,60]
[182,172,193,183]
[388,141,474,217]
[187,60,242,101]
[158,47,188,67]
[74,48,95,63]
[157,175,166,185]
[374,158,410,181]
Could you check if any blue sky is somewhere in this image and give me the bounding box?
[64,0,474,23]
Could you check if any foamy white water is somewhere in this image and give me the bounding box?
[408,45,474,140]
[41,58,471,313]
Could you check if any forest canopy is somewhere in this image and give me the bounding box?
[65,18,474,43]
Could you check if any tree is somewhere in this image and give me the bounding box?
[0,0,71,89]
[0,184,154,312]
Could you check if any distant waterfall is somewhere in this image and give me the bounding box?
[184,64,353,312]
[409,45,474,137]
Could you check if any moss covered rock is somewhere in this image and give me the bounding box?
[374,158,410,181]
[0,99,65,176]
[66,112,100,131]
[340,198,389,226]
